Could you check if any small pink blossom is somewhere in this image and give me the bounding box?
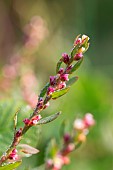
[47,87,55,95]
[23,118,30,125]
[58,68,64,74]
[31,114,42,125]
[83,113,95,128]
[74,38,82,45]
[74,52,83,60]
[62,53,70,64]
[60,74,69,82]
[8,149,18,160]
[50,76,56,86]
[58,82,66,89]
[73,118,85,130]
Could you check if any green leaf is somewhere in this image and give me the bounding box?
[69,58,83,74]
[37,112,61,125]
[0,161,22,170]
[71,44,80,59]
[45,139,58,160]
[51,87,70,99]
[59,120,67,138]
[39,82,50,98]
[56,60,62,73]
[66,76,78,87]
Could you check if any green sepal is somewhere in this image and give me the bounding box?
[69,58,83,74]
[0,161,22,170]
[66,76,78,87]
[39,82,50,98]
[51,87,70,99]
[37,112,61,125]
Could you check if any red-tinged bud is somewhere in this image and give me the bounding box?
[31,114,42,125]
[43,102,50,109]
[23,118,30,125]
[74,53,83,60]
[58,68,64,74]
[74,38,82,45]
[47,86,55,95]
[37,98,43,109]
[62,53,70,64]
[83,113,95,128]
[50,76,56,86]
[63,133,71,144]
[66,65,73,73]
[8,149,18,160]
[60,74,69,82]
[16,128,22,137]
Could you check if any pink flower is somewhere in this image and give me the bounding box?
[31,114,42,125]
[74,38,82,45]
[47,87,55,95]
[50,76,56,86]
[8,149,18,160]
[62,53,70,64]
[60,74,69,82]
[58,68,64,74]
[74,52,83,60]
[83,113,95,128]
[58,82,66,89]
[23,118,30,125]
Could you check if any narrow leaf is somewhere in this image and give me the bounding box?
[56,60,62,73]
[39,82,50,98]
[66,76,78,87]
[45,139,58,159]
[19,144,39,154]
[0,161,22,170]
[51,87,70,99]
[59,120,67,138]
[37,112,61,125]
[69,58,83,73]
[14,109,20,130]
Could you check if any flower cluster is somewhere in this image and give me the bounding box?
[8,149,18,161]
[46,113,95,170]
[23,115,42,126]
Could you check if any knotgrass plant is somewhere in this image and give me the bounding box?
[0,35,95,170]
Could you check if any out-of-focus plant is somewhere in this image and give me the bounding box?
[0,35,94,170]
[45,113,95,170]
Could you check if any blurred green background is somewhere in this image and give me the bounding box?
[0,0,113,169]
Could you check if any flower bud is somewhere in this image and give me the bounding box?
[83,113,95,128]
[23,118,30,125]
[78,133,86,142]
[50,76,56,86]
[74,53,83,61]
[58,68,64,74]
[60,74,69,82]
[73,118,85,131]
[62,53,70,64]
[47,86,55,95]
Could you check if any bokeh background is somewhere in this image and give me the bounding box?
[0,0,113,169]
